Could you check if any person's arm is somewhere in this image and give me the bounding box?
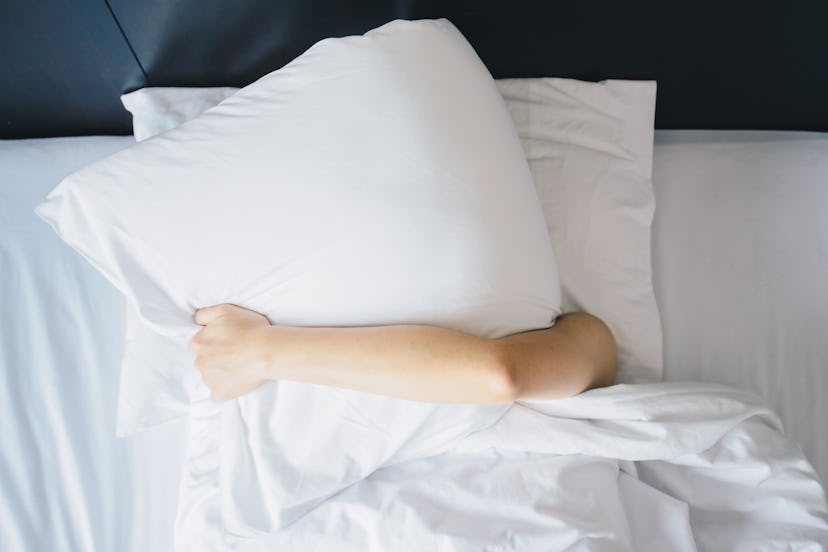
[190,304,616,403]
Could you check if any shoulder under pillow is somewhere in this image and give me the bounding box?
[36,19,560,530]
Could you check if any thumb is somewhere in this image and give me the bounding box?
[194,304,228,326]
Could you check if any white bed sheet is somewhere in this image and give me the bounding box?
[0,137,184,552]
[2,131,827,550]
[652,130,828,485]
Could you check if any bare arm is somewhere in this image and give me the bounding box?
[190,304,616,403]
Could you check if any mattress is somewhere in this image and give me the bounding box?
[2,131,827,550]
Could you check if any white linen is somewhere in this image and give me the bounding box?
[5,130,828,551]
[652,130,828,485]
[117,78,661,439]
[37,18,559,339]
[175,383,828,550]
[121,86,238,141]
[498,78,662,384]
[35,19,562,529]
[39,21,561,448]
[122,78,662,394]
[0,136,183,552]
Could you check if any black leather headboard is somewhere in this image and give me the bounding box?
[3,0,827,138]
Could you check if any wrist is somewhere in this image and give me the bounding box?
[248,325,281,381]
[250,324,312,381]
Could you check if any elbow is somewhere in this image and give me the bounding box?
[583,314,617,391]
[587,356,617,392]
[489,312,618,403]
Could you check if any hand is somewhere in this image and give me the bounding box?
[190,303,272,402]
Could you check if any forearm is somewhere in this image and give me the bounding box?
[192,303,615,404]
[254,324,515,404]
[251,312,616,404]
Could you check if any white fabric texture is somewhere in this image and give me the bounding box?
[34,19,561,528]
[6,133,828,551]
[652,130,828,486]
[121,86,238,141]
[118,77,660,436]
[1,136,185,552]
[175,383,828,550]
[498,78,660,383]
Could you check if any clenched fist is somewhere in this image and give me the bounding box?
[190,303,272,402]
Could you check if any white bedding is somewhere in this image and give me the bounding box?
[3,132,828,551]
[178,382,827,550]
[652,130,828,487]
[0,137,187,552]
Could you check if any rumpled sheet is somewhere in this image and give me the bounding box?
[174,382,828,551]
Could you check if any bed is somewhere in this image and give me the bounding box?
[2,2,828,551]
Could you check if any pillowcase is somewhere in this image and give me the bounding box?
[35,18,561,524]
[497,78,661,382]
[116,75,660,435]
[121,86,238,142]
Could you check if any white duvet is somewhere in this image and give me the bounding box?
[175,382,828,551]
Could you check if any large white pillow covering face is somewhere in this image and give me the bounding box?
[36,18,561,519]
[39,18,560,337]
[116,76,660,434]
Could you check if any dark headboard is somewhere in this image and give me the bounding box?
[3,0,827,138]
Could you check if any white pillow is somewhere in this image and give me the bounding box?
[117,75,660,434]
[497,78,661,382]
[35,18,561,525]
[121,86,238,142]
